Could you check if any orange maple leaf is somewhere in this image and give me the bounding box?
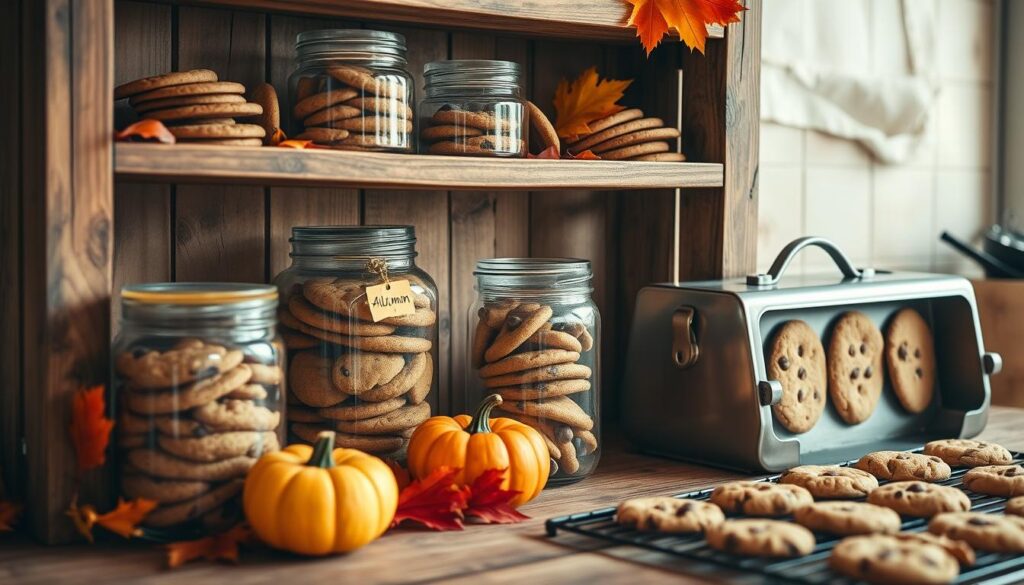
[0,500,23,532]
[268,128,287,146]
[553,67,633,140]
[67,497,157,543]
[626,0,745,55]
[277,139,314,149]
[115,119,176,144]
[167,524,252,569]
[69,385,114,475]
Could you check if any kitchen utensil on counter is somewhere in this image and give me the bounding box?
[984,224,1024,273]
[622,236,1002,472]
[940,231,1024,278]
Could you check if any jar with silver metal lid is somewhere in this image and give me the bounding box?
[287,29,414,152]
[467,258,600,484]
[419,60,527,157]
[112,283,284,534]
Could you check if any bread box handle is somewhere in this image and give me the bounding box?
[746,236,875,287]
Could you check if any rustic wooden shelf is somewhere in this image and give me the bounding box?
[114,143,725,191]
[172,0,724,41]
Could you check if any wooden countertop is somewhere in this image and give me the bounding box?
[3,406,1024,585]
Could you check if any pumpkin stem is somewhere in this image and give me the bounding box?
[309,431,336,469]
[468,394,503,434]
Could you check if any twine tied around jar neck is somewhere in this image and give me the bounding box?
[366,257,391,289]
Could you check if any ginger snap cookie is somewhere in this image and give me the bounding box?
[294,128,351,144]
[707,519,815,557]
[158,431,278,463]
[143,479,244,528]
[421,124,483,142]
[929,512,1024,553]
[128,449,255,482]
[924,439,1014,468]
[867,481,970,517]
[471,318,496,369]
[484,305,555,362]
[767,320,827,434]
[709,481,813,517]
[479,349,581,377]
[829,534,959,584]
[827,311,884,424]
[115,69,218,100]
[178,138,264,146]
[292,88,359,120]
[590,127,680,155]
[303,104,362,127]
[527,100,559,154]
[599,140,670,161]
[121,475,210,504]
[893,532,976,566]
[167,124,266,139]
[498,395,594,431]
[794,501,901,536]
[779,465,879,499]
[566,109,645,151]
[124,365,252,415]
[345,97,414,119]
[567,117,664,154]
[249,82,280,144]
[430,106,513,132]
[631,152,687,162]
[116,339,244,389]
[886,308,937,413]
[962,464,1024,497]
[289,350,349,407]
[192,399,280,432]
[329,351,405,395]
[328,65,404,97]
[133,93,246,114]
[129,81,246,105]
[319,396,406,422]
[855,451,951,482]
[483,363,592,389]
[496,379,591,401]
[333,402,430,435]
[358,353,428,402]
[144,102,263,122]
[407,355,433,405]
[525,329,582,353]
[286,320,432,353]
[616,497,724,533]
[327,117,413,134]
[290,423,407,453]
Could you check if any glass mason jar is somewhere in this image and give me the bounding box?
[287,30,414,152]
[467,259,600,485]
[273,226,438,461]
[419,60,527,157]
[112,283,283,534]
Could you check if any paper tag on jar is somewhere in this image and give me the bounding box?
[365,279,416,322]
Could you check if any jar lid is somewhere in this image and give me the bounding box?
[290,225,418,258]
[424,60,521,89]
[122,283,278,306]
[474,258,591,277]
[296,29,407,63]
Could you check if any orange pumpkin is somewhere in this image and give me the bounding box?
[407,394,549,506]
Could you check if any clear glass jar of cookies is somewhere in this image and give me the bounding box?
[112,283,284,535]
[467,259,600,485]
[419,60,527,157]
[272,226,437,461]
[287,30,414,152]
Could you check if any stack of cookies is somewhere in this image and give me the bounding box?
[291,65,413,151]
[115,338,283,530]
[115,69,270,146]
[565,108,683,161]
[420,104,526,157]
[472,301,596,476]
[279,277,437,458]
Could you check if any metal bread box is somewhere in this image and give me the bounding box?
[622,237,1003,472]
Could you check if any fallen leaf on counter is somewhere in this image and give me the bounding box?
[626,0,745,55]
[567,149,601,160]
[69,385,114,475]
[0,500,22,532]
[67,497,157,543]
[391,467,470,531]
[277,139,315,149]
[553,67,633,140]
[166,524,252,569]
[464,469,529,524]
[115,119,176,144]
[527,145,560,159]
[268,128,287,146]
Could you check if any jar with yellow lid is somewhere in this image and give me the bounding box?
[112,283,283,534]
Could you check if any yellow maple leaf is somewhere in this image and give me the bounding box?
[553,67,633,140]
[68,497,157,542]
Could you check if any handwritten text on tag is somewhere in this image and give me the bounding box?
[365,279,416,322]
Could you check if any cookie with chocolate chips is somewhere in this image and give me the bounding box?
[827,311,884,424]
[794,501,901,535]
[854,451,951,482]
[829,534,959,584]
[867,481,970,517]
[962,464,1024,497]
[706,519,815,557]
[779,465,879,499]
[929,512,1024,553]
[767,320,827,433]
[709,481,814,517]
[924,439,1014,468]
[885,308,937,413]
[616,497,725,533]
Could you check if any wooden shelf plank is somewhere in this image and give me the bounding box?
[114,143,724,191]
[167,0,725,41]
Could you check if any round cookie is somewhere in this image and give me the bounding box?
[483,363,592,389]
[479,349,581,377]
[706,519,815,557]
[497,395,594,431]
[568,117,664,153]
[631,152,687,162]
[292,88,358,120]
[430,106,513,132]
[326,117,413,133]
[289,350,349,407]
[192,399,280,432]
[709,481,813,517]
[157,431,278,462]
[565,109,645,150]
[421,124,483,142]
[1006,496,1024,518]
[124,364,252,414]
[327,65,403,98]
[225,384,268,401]
[333,402,430,435]
[526,100,559,154]
[923,439,1014,468]
[344,97,413,119]
[616,497,724,533]
[286,320,432,353]
[358,352,428,402]
[121,475,210,504]
[471,318,496,369]
[484,305,555,362]
[407,354,433,405]
[144,102,263,122]
[893,532,976,566]
[115,69,218,100]
[829,534,959,584]
[779,465,879,499]
[295,76,320,102]
[794,501,901,535]
[303,104,362,127]
[827,311,884,424]
[167,124,266,139]
[599,140,670,161]
[496,379,591,401]
[115,340,244,389]
[867,481,971,517]
[246,363,282,385]
[767,320,827,434]
[294,127,351,144]
[929,512,1024,553]
[129,81,246,105]
[133,93,246,114]
[590,127,680,155]
[127,449,255,481]
[290,423,407,454]
[333,133,402,149]
[319,396,406,421]
[855,451,951,482]
[428,140,497,156]
[479,300,523,328]
[301,277,433,326]
[143,479,244,528]
[525,330,582,353]
[329,351,406,395]
[885,308,937,413]
[249,82,280,144]
[962,464,1024,497]
[178,138,264,146]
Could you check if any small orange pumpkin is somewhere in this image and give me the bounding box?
[407,394,549,506]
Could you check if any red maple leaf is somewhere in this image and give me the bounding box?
[464,469,530,524]
[69,385,114,475]
[391,467,470,531]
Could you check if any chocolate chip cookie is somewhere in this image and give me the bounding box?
[484,305,555,362]
[886,308,937,413]
[892,532,976,566]
[121,475,210,504]
[829,534,959,584]
[962,465,1024,497]
[192,399,280,432]
[358,352,428,402]
[483,363,592,389]
[496,379,591,401]
[827,311,884,424]
[157,431,278,462]
[127,449,256,482]
[855,451,951,482]
[924,439,1014,468]
[329,351,406,395]
[706,519,815,557]
[124,364,252,414]
[497,395,594,431]
[794,501,901,535]
[929,512,1024,553]
[290,350,349,407]
[709,481,813,517]
[478,350,581,377]
[1007,496,1024,517]
[779,465,879,499]
[867,481,971,517]
[333,402,430,435]
[767,320,827,433]
[616,497,725,533]
[116,339,244,389]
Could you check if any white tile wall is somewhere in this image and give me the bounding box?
[756,0,995,277]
